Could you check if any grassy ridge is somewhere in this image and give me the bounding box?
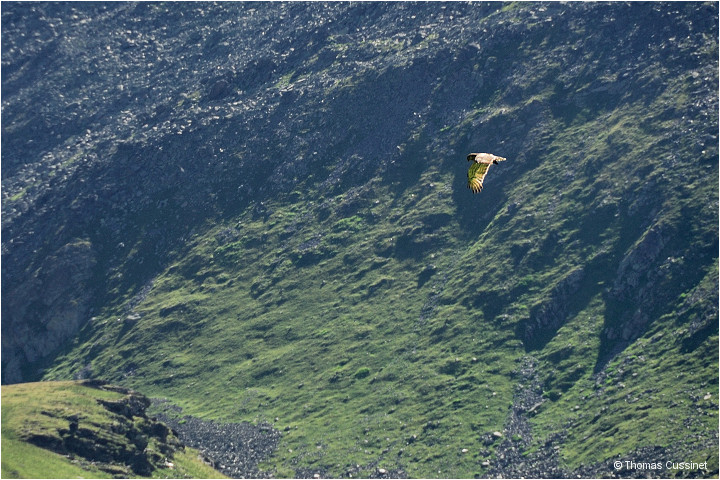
[1,381,226,479]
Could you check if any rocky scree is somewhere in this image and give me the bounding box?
[152,399,281,479]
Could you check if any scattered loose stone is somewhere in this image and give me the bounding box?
[152,401,280,479]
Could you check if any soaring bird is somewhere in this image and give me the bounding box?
[466,153,506,193]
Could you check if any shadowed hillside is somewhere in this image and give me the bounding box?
[2,2,717,478]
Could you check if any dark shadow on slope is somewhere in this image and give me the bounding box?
[681,319,719,354]
[1,122,262,383]
[513,198,631,352]
[497,171,718,372]
[594,214,719,372]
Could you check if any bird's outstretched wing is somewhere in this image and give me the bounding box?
[467,161,492,193]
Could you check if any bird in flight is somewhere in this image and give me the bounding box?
[466,153,506,193]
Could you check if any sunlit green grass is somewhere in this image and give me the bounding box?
[1,434,112,479]
[1,381,227,479]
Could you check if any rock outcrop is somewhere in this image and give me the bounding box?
[23,380,184,477]
[2,239,96,383]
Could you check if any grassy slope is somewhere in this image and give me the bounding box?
[45,98,718,478]
[1,381,225,479]
[37,4,718,478]
[2,436,112,479]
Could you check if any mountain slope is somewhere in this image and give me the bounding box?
[2,2,718,478]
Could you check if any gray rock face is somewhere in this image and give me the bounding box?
[612,225,667,301]
[518,267,585,350]
[2,239,96,383]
